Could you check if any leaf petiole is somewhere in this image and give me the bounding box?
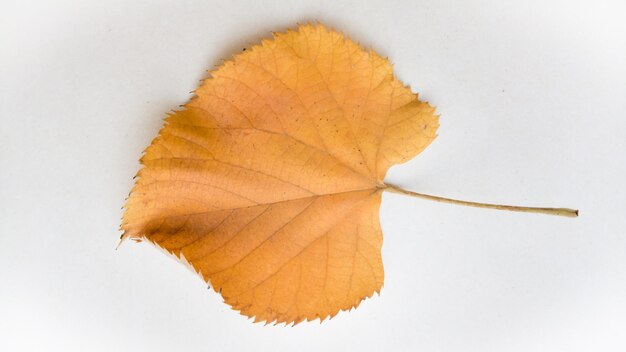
[382,184,578,218]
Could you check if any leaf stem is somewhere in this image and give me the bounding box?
[382,184,578,218]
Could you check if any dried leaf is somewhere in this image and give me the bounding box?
[122,23,437,324]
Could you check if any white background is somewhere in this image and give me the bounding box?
[1,0,625,351]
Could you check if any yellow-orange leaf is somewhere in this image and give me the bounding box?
[121,23,439,324]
